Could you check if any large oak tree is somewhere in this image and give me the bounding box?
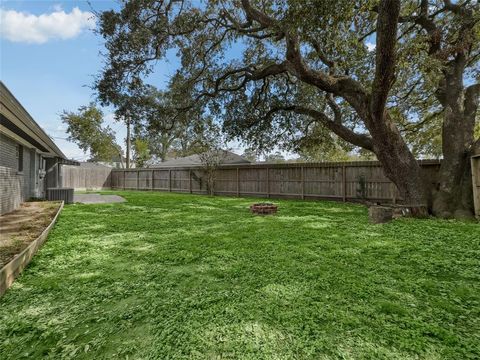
[96,0,479,217]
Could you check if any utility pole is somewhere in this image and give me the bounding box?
[126,116,131,169]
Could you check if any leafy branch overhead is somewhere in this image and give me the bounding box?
[127,83,223,164]
[61,104,123,163]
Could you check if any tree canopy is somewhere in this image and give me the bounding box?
[61,104,123,164]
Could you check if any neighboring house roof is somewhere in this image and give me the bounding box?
[149,150,250,168]
[77,162,112,169]
[0,81,74,162]
[90,155,129,163]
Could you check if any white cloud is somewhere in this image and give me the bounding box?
[366,42,376,52]
[0,7,95,44]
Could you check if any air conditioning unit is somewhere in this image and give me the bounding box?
[47,188,74,204]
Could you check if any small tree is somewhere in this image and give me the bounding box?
[198,149,228,195]
[196,123,228,195]
[61,104,123,165]
[132,138,150,168]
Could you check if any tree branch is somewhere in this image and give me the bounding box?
[370,0,401,120]
[292,106,374,151]
[261,104,373,151]
[240,0,371,119]
[464,83,480,120]
[240,0,277,28]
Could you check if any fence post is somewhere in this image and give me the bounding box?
[151,170,154,190]
[391,183,396,204]
[236,167,240,197]
[123,171,126,190]
[169,169,172,192]
[301,166,305,200]
[137,170,139,190]
[471,156,480,218]
[342,165,346,202]
[266,167,270,198]
[189,170,192,193]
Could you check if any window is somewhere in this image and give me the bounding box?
[17,145,23,172]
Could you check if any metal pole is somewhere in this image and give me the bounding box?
[169,169,172,192]
[236,168,240,197]
[266,167,270,198]
[301,166,305,200]
[189,169,192,193]
[126,117,131,169]
[57,163,62,187]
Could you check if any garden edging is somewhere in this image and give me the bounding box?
[0,201,64,297]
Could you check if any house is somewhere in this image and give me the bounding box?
[148,150,250,168]
[0,82,77,215]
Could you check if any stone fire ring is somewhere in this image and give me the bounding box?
[250,203,278,215]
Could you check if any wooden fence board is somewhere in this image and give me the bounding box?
[472,155,480,219]
[64,160,443,204]
[61,165,112,190]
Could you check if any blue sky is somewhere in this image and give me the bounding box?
[1,1,295,161]
[1,0,181,160]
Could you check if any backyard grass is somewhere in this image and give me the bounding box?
[0,191,478,359]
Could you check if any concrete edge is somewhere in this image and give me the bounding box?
[0,201,64,297]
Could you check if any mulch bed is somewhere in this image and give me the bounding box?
[0,201,61,268]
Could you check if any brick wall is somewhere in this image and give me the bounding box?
[0,133,18,169]
[22,146,31,200]
[0,134,30,215]
[0,167,24,215]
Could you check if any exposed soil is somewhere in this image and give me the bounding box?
[0,201,61,268]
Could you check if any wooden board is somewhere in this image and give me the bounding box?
[65,160,443,204]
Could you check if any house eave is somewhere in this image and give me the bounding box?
[0,81,67,159]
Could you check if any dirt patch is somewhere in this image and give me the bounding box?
[0,202,61,268]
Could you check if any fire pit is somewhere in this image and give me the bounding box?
[250,203,278,215]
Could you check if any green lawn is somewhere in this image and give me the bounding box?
[0,191,479,359]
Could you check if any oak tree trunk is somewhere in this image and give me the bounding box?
[362,0,428,216]
[368,112,429,215]
[432,55,478,219]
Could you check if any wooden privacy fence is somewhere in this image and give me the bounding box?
[471,154,480,218]
[110,160,441,203]
[61,165,112,190]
